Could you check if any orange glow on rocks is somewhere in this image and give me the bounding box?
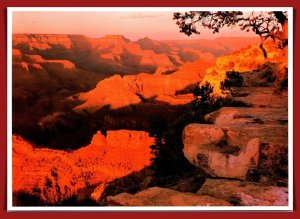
[201,40,288,95]
[12,130,154,204]
[74,59,214,111]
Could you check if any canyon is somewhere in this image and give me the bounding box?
[11,34,289,206]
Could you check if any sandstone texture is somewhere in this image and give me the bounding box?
[183,124,260,179]
[107,187,231,206]
[182,87,288,183]
[13,130,154,204]
[204,107,288,125]
[74,59,213,111]
[197,179,288,206]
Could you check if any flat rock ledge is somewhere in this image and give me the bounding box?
[197,178,288,206]
[107,187,231,206]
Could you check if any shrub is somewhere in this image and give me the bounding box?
[193,81,214,104]
[220,71,244,94]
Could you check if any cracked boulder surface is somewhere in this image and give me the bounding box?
[106,187,231,206]
[182,124,260,179]
[182,87,288,183]
[197,178,288,206]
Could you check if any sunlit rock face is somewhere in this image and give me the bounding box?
[22,54,76,70]
[12,34,261,148]
[12,32,287,207]
[200,40,288,95]
[73,58,214,111]
[12,49,22,60]
[12,34,262,88]
[13,34,217,75]
[13,34,73,50]
[13,130,154,204]
[197,179,288,206]
[106,187,231,206]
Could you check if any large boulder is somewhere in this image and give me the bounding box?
[183,124,260,179]
[182,122,288,181]
[182,123,260,179]
[197,178,288,206]
[106,187,231,206]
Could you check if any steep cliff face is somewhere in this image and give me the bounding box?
[13,34,73,50]
[13,130,154,205]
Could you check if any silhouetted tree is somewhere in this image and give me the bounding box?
[193,81,214,104]
[220,71,244,94]
[173,11,288,57]
[149,117,168,173]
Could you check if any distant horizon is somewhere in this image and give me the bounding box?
[12,32,259,42]
[12,11,257,41]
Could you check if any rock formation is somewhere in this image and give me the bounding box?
[12,33,288,207]
[181,67,288,205]
[183,124,260,179]
[73,59,213,111]
[201,40,288,95]
[13,130,154,204]
[182,87,288,182]
[12,34,261,150]
[197,179,288,206]
[13,34,259,76]
[13,34,73,50]
[204,107,288,125]
[106,187,231,206]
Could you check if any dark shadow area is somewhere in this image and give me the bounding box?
[13,191,99,206]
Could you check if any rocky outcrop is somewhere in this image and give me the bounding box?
[182,87,288,183]
[73,59,213,111]
[106,187,231,206]
[182,124,260,179]
[13,34,260,83]
[12,49,22,60]
[165,37,260,58]
[201,41,287,95]
[23,54,75,69]
[197,179,288,206]
[13,34,73,50]
[232,87,288,108]
[13,130,154,204]
[204,107,288,125]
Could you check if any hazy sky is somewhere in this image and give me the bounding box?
[12,11,257,40]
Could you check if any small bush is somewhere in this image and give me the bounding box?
[193,81,214,104]
[220,71,244,94]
